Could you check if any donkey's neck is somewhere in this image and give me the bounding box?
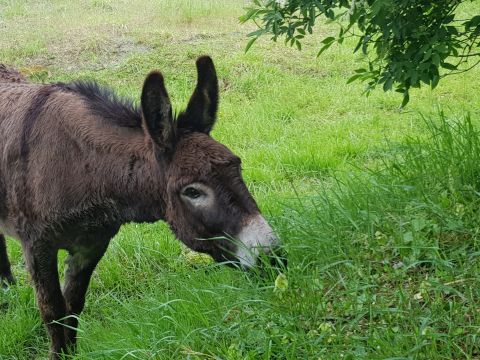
[54,90,169,228]
[104,144,167,225]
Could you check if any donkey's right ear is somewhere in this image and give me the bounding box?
[141,71,175,150]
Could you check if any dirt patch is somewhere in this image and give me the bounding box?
[49,36,152,71]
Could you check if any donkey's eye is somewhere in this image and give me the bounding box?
[180,183,212,206]
[183,187,202,199]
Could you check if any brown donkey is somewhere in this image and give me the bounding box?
[0,57,283,358]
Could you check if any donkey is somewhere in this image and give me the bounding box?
[0,56,283,358]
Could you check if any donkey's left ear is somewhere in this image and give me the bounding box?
[177,56,219,134]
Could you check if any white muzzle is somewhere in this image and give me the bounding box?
[235,214,279,268]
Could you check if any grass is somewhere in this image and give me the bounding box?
[1,0,480,359]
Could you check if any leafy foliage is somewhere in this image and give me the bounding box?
[241,0,480,106]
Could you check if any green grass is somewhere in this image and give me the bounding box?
[1,1,480,359]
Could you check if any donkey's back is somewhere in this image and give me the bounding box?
[0,65,30,178]
[0,81,76,231]
[0,64,27,83]
[0,81,43,232]
[0,79,146,240]
[0,66,30,287]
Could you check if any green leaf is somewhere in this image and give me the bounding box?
[441,62,457,70]
[465,15,480,30]
[239,8,259,23]
[353,36,364,53]
[383,77,393,92]
[245,37,258,53]
[347,74,363,84]
[247,28,267,37]
[422,49,432,62]
[316,36,336,56]
[295,39,302,50]
[317,42,334,57]
[321,36,335,44]
[431,75,440,89]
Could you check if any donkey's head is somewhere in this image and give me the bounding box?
[140,56,283,268]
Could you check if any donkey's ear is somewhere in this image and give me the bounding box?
[141,71,175,150]
[177,56,218,134]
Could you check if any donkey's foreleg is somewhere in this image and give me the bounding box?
[22,240,67,359]
[0,234,15,286]
[62,234,111,348]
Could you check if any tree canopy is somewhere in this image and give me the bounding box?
[241,0,480,106]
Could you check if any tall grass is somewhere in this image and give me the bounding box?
[23,112,478,360]
[279,112,480,358]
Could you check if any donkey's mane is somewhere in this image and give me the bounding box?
[64,80,142,128]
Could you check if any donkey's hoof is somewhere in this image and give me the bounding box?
[0,273,16,288]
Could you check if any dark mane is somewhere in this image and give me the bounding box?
[64,80,142,128]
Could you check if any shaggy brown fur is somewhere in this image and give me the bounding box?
[0,57,271,359]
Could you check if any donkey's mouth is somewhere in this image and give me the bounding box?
[223,247,288,271]
[233,214,284,269]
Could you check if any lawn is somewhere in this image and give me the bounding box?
[1,0,480,359]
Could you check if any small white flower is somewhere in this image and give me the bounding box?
[275,0,288,8]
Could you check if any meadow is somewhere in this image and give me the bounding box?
[1,0,480,359]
